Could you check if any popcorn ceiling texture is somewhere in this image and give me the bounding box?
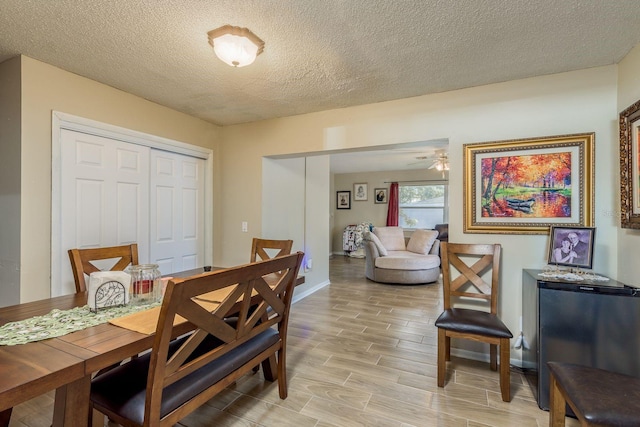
[1,0,640,126]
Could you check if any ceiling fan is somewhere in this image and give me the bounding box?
[409,152,449,176]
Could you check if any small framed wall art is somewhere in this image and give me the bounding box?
[374,188,388,204]
[353,183,368,201]
[547,226,595,269]
[337,191,351,209]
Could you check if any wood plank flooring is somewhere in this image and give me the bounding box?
[9,256,577,427]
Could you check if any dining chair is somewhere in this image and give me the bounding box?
[68,244,139,293]
[89,252,304,427]
[69,243,142,384]
[248,238,292,374]
[548,362,640,426]
[250,238,293,263]
[434,242,513,402]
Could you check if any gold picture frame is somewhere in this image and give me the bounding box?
[620,99,640,229]
[464,133,594,234]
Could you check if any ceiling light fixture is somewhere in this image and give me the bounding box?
[207,25,264,67]
[432,155,449,178]
[435,158,450,172]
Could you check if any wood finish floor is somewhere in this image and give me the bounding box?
[10,256,578,427]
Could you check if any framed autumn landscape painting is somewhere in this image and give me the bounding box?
[464,133,594,234]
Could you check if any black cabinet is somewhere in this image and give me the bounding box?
[522,269,640,412]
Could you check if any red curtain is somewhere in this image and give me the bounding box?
[386,182,399,226]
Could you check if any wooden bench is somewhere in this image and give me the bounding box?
[549,362,640,426]
[90,252,304,427]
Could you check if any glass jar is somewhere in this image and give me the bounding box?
[126,264,161,305]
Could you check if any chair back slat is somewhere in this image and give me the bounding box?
[442,242,501,313]
[250,238,293,262]
[144,252,303,424]
[68,244,139,293]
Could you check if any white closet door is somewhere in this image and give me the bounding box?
[149,150,205,275]
[59,129,150,296]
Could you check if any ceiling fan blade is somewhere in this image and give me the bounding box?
[407,159,428,165]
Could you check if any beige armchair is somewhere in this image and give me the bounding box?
[363,226,440,285]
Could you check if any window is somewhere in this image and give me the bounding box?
[399,183,448,229]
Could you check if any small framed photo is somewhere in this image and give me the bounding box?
[353,183,368,201]
[374,188,388,204]
[337,191,351,209]
[547,226,596,269]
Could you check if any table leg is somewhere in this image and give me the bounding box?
[0,408,12,427]
[52,375,91,427]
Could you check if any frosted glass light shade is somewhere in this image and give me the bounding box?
[207,25,265,67]
[435,161,450,171]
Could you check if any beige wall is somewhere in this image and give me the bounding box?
[0,57,22,306]
[220,65,620,362]
[6,47,636,362]
[617,44,640,285]
[18,55,221,302]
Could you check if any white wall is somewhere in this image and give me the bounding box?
[617,44,640,285]
[261,157,306,260]
[262,156,331,298]
[220,65,620,363]
[302,155,331,296]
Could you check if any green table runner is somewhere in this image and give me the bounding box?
[0,302,160,346]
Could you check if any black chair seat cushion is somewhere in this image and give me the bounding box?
[548,362,640,426]
[91,327,279,425]
[435,308,512,338]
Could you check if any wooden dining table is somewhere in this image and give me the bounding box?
[0,267,304,427]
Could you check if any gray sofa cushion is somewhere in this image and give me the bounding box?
[372,226,406,250]
[375,251,441,270]
[407,229,439,254]
[364,230,387,256]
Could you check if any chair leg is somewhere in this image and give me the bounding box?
[444,334,451,362]
[499,338,511,402]
[437,328,447,387]
[490,343,497,371]
[0,408,12,427]
[549,373,566,427]
[277,348,288,399]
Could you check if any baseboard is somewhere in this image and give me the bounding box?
[450,347,524,369]
[291,279,330,304]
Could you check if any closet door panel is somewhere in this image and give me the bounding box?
[59,129,150,296]
[150,150,205,275]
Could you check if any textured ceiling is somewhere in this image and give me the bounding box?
[2,0,640,128]
[2,1,640,174]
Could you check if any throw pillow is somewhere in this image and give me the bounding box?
[407,229,439,255]
[364,231,388,256]
[373,226,406,251]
